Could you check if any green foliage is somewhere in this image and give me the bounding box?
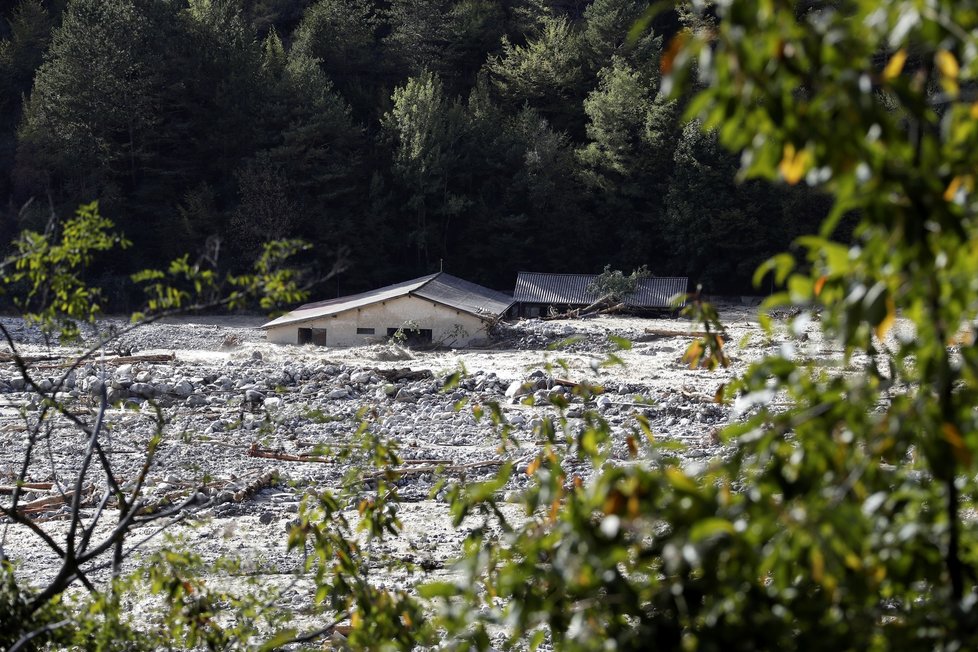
[1,201,128,339]
[585,263,649,303]
[383,71,470,268]
[0,208,314,649]
[488,15,589,135]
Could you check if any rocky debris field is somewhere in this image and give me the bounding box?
[0,306,822,637]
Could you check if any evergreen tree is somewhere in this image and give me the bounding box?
[577,57,677,269]
[487,15,589,137]
[382,71,469,270]
[665,121,782,292]
[290,0,387,120]
[16,0,165,203]
[385,0,509,96]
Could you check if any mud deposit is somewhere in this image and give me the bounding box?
[0,306,826,640]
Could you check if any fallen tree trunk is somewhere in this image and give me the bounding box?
[639,328,726,339]
[33,353,176,370]
[579,302,625,319]
[8,485,93,516]
[361,459,505,481]
[0,482,54,495]
[247,443,332,463]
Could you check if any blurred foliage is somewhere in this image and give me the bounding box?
[416,1,978,649]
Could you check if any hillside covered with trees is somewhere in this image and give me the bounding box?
[0,0,829,302]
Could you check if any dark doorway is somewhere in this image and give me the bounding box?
[387,327,433,346]
[312,328,327,346]
[298,328,327,345]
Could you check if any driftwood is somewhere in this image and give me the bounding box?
[34,353,176,370]
[10,485,94,516]
[542,301,626,321]
[639,328,726,340]
[247,443,332,463]
[584,302,625,318]
[247,443,455,468]
[0,351,60,364]
[0,482,54,495]
[372,367,433,383]
[361,459,504,481]
[553,378,605,393]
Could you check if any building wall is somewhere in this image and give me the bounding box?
[265,294,491,347]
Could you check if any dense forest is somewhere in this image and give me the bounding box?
[0,0,831,303]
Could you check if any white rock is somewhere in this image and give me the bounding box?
[505,380,528,398]
[351,371,372,385]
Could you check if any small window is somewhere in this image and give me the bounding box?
[357,327,375,335]
[298,328,312,345]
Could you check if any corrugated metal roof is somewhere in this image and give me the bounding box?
[513,272,688,309]
[262,273,513,329]
[414,274,514,316]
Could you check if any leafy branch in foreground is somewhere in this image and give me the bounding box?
[0,201,129,342]
[418,1,978,650]
[0,201,313,650]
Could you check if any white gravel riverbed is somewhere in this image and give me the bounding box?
[0,305,830,641]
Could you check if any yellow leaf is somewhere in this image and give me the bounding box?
[810,547,824,583]
[628,493,640,518]
[682,340,704,368]
[882,48,907,81]
[874,295,896,340]
[525,457,541,476]
[778,142,810,185]
[942,423,973,466]
[944,175,963,202]
[665,466,698,493]
[971,103,978,120]
[603,490,625,515]
[936,49,960,79]
[936,50,960,96]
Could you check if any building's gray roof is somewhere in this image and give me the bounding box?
[262,273,513,329]
[513,272,688,309]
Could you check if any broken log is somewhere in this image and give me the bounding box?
[33,352,176,370]
[247,443,333,463]
[639,328,727,340]
[9,485,93,515]
[579,302,625,319]
[0,482,54,495]
[372,367,433,383]
[0,352,60,364]
[361,459,505,481]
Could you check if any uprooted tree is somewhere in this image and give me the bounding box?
[7,0,978,649]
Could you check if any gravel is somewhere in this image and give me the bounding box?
[0,306,823,638]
